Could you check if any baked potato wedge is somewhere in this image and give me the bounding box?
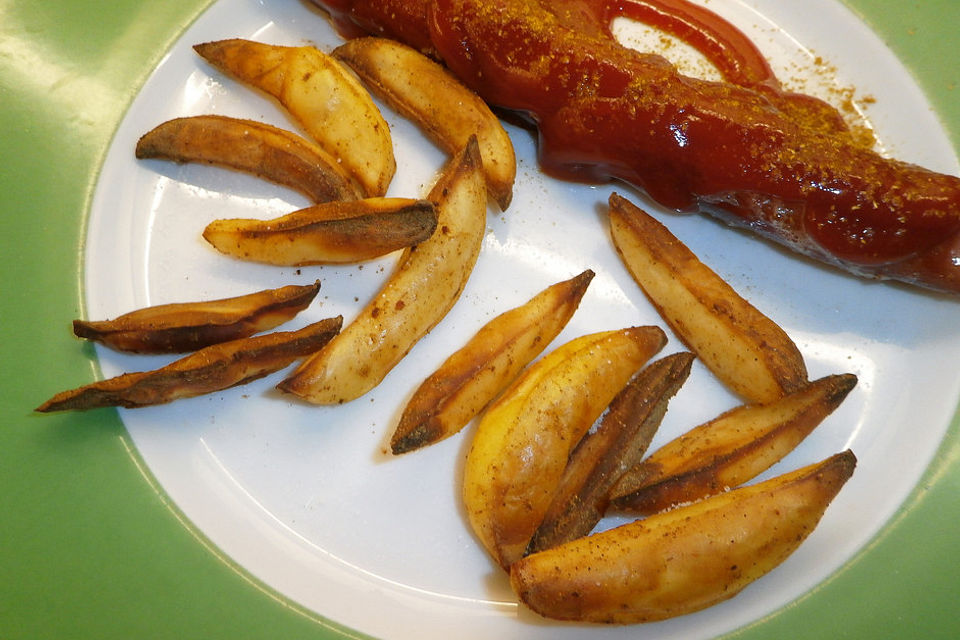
[390,269,594,454]
[135,115,362,203]
[72,281,321,354]
[608,192,808,404]
[36,316,342,412]
[462,325,667,569]
[203,197,437,265]
[510,450,857,623]
[333,36,516,209]
[278,137,486,404]
[610,373,858,514]
[194,39,395,197]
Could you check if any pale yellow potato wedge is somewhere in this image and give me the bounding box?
[610,373,858,514]
[333,37,516,210]
[194,39,395,197]
[462,325,667,569]
[135,115,362,203]
[608,192,808,404]
[390,269,595,454]
[203,197,437,265]
[278,137,486,404]
[73,281,321,354]
[510,450,856,623]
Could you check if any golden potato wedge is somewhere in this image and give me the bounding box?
[462,325,667,569]
[608,192,808,404]
[36,316,342,412]
[278,137,487,404]
[610,373,858,514]
[194,39,395,197]
[203,197,437,265]
[135,115,362,203]
[333,37,516,210]
[390,269,594,454]
[526,352,694,554]
[72,281,321,354]
[510,450,857,623]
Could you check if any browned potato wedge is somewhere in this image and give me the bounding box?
[72,282,321,354]
[203,197,437,265]
[510,450,856,623]
[333,37,516,210]
[278,137,487,404]
[608,192,808,404]
[462,326,667,569]
[390,269,595,454]
[526,352,694,554]
[194,39,395,197]
[610,373,858,514]
[135,115,362,203]
[36,317,342,412]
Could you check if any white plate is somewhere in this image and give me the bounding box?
[85,1,960,638]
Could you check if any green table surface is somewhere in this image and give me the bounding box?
[2,1,958,638]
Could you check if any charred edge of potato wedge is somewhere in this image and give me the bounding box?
[608,192,808,404]
[509,450,857,624]
[72,282,322,354]
[390,269,595,454]
[37,316,342,412]
[202,198,438,265]
[526,351,695,555]
[135,115,363,203]
[609,373,858,514]
[333,36,516,210]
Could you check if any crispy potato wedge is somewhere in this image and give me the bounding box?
[510,450,857,623]
[72,281,321,354]
[203,197,437,265]
[36,316,342,412]
[333,37,516,209]
[278,137,487,404]
[135,115,362,203]
[610,373,858,514]
[194,39,395,197]
[608,192,808,404]
[526,352,694,554]
[390,269,595,454]
[462,325,667,569]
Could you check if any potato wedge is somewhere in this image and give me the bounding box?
[462,325,667,569]
[36,316,342,412]
[390,269,594,454]
[194,39,395,197]
[510,450,857,623]
[609,193,808,404]
[333,37,516,210]
[203,197,437,265]
[278,137,487,404]
[610,373,858,514]
[526,352,694,554]
[72,281,321,354]
[135,115,362,203]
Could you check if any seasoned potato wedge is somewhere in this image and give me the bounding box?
[462,326,667,569]
[194,39,395,197]
[278,137,487,404]
[527,352,694,554]
[610,373,858,514]
[203,197,437,265]
[609,193,808,404]
[390,269,594,454]
[333,37,516,209]
[36,317,342,412]
[135,115,362,203]
[72,281,321,354]
[510,450,857,623]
